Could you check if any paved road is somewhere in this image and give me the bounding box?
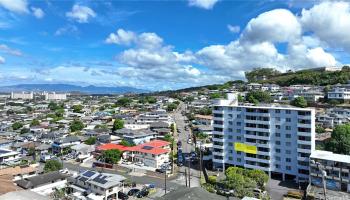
[62,162,182,191]
[173,102,193,154]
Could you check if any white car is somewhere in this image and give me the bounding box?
[122,160,132,165]
[136,162,144,167]
[187,138,192,144]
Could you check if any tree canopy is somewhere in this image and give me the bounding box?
[115,97,132,107]
[84,137,96,145]
[99,149,122,164]
[112,119,124,132]
[12,122,23,130]
[69,120,84,132]
[246,91,272,104]
[44,160,63,173]
[245,68,281,82]
[30,119,40,127]
[291,96,308,108]
[119,139,135,147]
[326,124,350,155]
[72,104,83,113]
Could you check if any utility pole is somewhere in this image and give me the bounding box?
[185,168,188,187]
[164,171,167,194]
[188,158,191,188]
[199,143,203,181]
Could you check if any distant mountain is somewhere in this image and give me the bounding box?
[0,84,148,94]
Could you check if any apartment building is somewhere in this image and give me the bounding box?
[10,92,33,100]
[328,87,350,102]
[43,92,67,100]
[212,93,315,182]
[310,150,350,192]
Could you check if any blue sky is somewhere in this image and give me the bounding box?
[0,0,349,91]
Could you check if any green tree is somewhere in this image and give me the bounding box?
[12,122,23,130]
[72,104,83,113]
[119,139,135,147]
[197,107,212,115]
[166,103,178,111]
[209,93,222,99]
[316,125,325,134]
[146,96,157,104]
[291,96,308,108]
[20,128,30,134]
[30,119,40,127]
[84,137,96,145]
[246,91,272,103]
[115,97,132,107]
[44,160,63,173]
[245,68,281,82]
[99,149,122,164]
[326,124,350,155]
[112,119,124,132]
[48,102,59,111]
[247,169,268,190]
[238,94,244,102]
[69,120,84,132]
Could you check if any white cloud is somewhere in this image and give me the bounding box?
[0,56,5,64]
[0,0,28,14]
[55,25,79,36]
[300,1,350,50]
[242,9,301,43]
[0,44,22,56]
[227,25,240,33]
[188,0,219,10]
[66,4,96,23]
[105,29,136,45]
[31,7,44,19]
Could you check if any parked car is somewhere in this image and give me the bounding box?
[136,162,145,167]
[136,189,149,198]
[187,138,192,144]
[177,141,182,147]
[122,160,132,165]
[128,189,140,196]
[118,191,129,200]
[155,168,166,173]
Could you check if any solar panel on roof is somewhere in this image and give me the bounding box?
[83,171,95,177]
[142,146,153,150]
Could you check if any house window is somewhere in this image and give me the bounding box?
[286,158,291,162]
[286,166,292,170]
[286,134,291,138]
[228,156,233,160]
[286,118,291,122]
[275,132,280,137]
[286,110,291,114]
[286,126,291,130]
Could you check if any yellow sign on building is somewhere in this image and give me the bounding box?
[234,142,257,154]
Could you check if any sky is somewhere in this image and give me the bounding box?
[0,0,349,91]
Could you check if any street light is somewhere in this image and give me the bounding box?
[311,160,327,200]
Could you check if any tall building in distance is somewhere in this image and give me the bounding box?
[212,93,315,182]
[10,92,34,100]
[44,92,67,100]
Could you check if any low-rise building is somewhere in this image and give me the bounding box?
[310,150,350,192]
[52,136,81,154]
[328,87,350,102]
[43,92,67,100]
[0,149,21,165]
[96,139,170,168]
[68,170,126,200]
[194,114,213,125]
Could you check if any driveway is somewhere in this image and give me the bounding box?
[266,178,299,200]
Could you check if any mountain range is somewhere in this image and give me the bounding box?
[0,84,148,94]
